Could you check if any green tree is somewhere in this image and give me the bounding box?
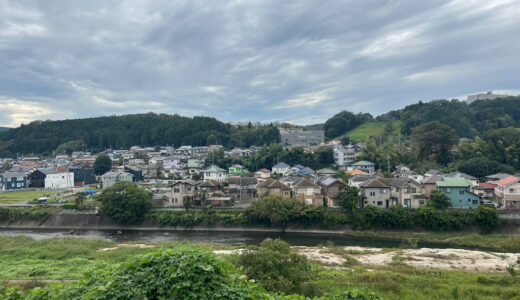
[337,186,360,211]
[93,154,112,175]
[430,190,451,210]
[236,238,312,295]
[183,195,192,210]
[474,206,500,234]
[410,121,458,164]
[98,182,152,224]
[323,111,373,138]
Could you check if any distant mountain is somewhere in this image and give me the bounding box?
[0,113,280,156]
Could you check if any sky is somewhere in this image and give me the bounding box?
[1,0,520,127]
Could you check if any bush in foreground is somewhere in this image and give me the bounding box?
[0,245,380,300]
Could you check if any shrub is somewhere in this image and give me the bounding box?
[98,182,152,224]
[474,206,500,234]
[235,238,313,295]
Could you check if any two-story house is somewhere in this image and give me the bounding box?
[351,161,376,175]
[228,177,257,202]
[319,177,346,207]
[494,176,520,209]
[0,172,27,191]
[293,177,323,206]
[359,178,394,208]
[124,165,144,182]
[43,169,74,189]
[272,162,290,176]
[436,177,480,209]
[202,165,226,182]
[257,179,292,198]
[101,171,134,189]
[167,180,197,207]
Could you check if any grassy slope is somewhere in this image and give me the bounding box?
[343,120,402,143]
[0,191,61,205]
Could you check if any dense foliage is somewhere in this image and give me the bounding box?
[236,239,313,295]
[98,182,152,224]
[337,186,361,212]
[0,113,280,156]
[410,121,458,164]
[430,190,451,210]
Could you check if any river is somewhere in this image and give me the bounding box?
[0,228,474,249]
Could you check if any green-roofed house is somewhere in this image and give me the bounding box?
[436,177,480,208]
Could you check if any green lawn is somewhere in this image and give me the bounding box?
[0,191,62,205]
[343,120,402,143]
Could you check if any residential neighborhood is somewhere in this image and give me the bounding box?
[1,140,518,211]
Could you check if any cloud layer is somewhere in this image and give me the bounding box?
[1,0,519,127]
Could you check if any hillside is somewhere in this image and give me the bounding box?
[343,120,402,143]
[0,113,280,156]
[325,95,520,139]
[0,127,9,132]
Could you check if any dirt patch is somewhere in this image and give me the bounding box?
[295,246,348,266]
[353,247,519,273]
[97,243,155,252]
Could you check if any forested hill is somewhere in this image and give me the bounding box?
[0,113,280,156]
[0,127,9,132]
[324,95,520,139]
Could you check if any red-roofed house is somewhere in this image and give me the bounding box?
[495,176,520,209]
[472,182,497,201]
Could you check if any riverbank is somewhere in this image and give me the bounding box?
[1,210,520,252]
[1,236,519,300]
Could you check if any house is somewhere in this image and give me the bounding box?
[272,162,290,176]
[494,176,520,209]
[333,144,355,167]
[348,174,376,188]
[421,175,444,199]
[394,170,424,182]
[0,172,27,191]
[228,177,257,202]
[359,178,394,208]
[202,165,226,182]
[436,177,480,209]
[228,164,246,176]
[379,178,425,209]
[167,180,197,207]
[101,171,134,189]
[425,169,444,178]
[351,161,376,175]
[43,169,74,189]
[28,169,46,188]
[395,164,411,172]
[316,168,337,178]
[319,177,346,207]
[293,177,323,206]
[345,169,367,176]
[198,180,223,194]
[472,182,497,201]
[485,173,512,184]
[279,175,303,189]
[255,168,272,179]
[69,166,96,186]
[280,129,325,146]
[257,179,292,198]
[445,172,478,187]
[124,165,144,182]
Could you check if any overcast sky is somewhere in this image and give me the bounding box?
[1,0,519,127]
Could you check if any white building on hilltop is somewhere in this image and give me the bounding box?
[467,91,508,104]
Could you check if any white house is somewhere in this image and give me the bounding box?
[350,161,375,175]
[272,162,290,176]
[203,165,226,182]
[43,170,74,189]
[333,144,355,167]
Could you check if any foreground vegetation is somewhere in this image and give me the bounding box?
[1,236,519,299]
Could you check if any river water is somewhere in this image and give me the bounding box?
[0,228,470,249]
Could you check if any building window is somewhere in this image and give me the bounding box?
[377,201,382,206]
[370,192,375,196]
[187,187,192,191]
[446,188,451,192]
[174,188,180,193]
[274,188,280,192]
[510,189,516,193]
[459,190,464,195]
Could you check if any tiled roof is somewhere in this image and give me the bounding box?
[353,161,375,166]
[495,176,520,187]
[478,182,497,189]
[422,175,444,184]
[199,180,222,187]
[272,162,289,168]
[360,178,390,188]
[486,173,512,180]
[294,177,319,188]
[228,177,257,185]
[258,179,291,189]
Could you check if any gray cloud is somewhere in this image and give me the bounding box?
[0,0,519,127]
